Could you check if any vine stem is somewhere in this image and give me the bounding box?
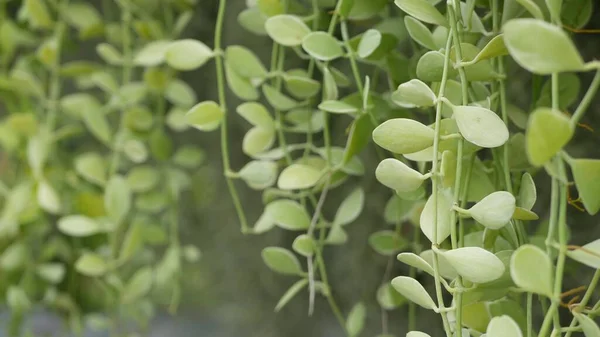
[46,0,69,132]
[564,269,600,337]
[214,0,249,233]
[570,69,600,127]
[429,28,455,337]
[315,239,347,333]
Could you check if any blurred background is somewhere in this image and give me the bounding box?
[1,0,600,336]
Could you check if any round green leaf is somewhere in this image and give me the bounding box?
[373,118,435,154]
[442,247,505,283]
[510,244,553,297]
[377,283,407,310]
[519,172,537,210]
[394,0,448,27]
[334,187,365,226]
[404,16,436,50]
[37,180,61,214]
[165,39,214,71]
[346,302,366,337]
[397,252,435,276]
[526,107,573,166]
[283,70,321,99]
[185,101,224,132]
[58,215,101,237]
[265,15,311,47]
[36,263,65,284]
[277,163,323,190]
[104,175,131,224]
[391,79,436,108]
[292,234,315,257]
[237,8,268,35]
[243,127,275,156]
[503,19,584,74]
[452,105,509,148]
[369,230,407,255]
[567,239,600,269]
[302,32,344,61]
[390,276,436,310]
[75,253,108,277]
[375,158,426,193]
[225,45,267,79]
[262,84,299,111]
[574,312,600,337]
[420,189,453,244]
[468,191,516,229]
[237,102,274,129]
[357,29,382,58]
[126,166,159,193]
[261,247,304,275]
[318,100,358,114]
[238,160,278,190]
[133,40,171,67]
[486,315,523,337]
[570,159,600,215]
[266,199,311,230]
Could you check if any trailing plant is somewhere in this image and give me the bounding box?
[1,0,600,336]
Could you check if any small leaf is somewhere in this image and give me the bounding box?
[277,164,323,190]
[346,302,366,337]
[283,70,321,99]
[391,79,436,108]
[334,188,365,226]
[404,16,436,50]
[185,101,224,131]
[373,118,435,154]
[369,230,407,255]
[390,276,436,310]
[261,247,304,275]
[377,283,407,310]
[573,312,600,337]
[394,0,448,27]
[452,105,509,148]
[510,244,553,297]
[397,253,435,276]
[503,19,584,74]
[570,159,600,215]
[7,286,31,312]
[165,39,213,71]
[442,247,506,283]
[37,180,61,214]
[515,0,545,20]
[96,43,122,65]
[567,239,600,269]
[104,175,131,224]
[292,234,315,257]
[238,8,268,35]
[486,315,523,337]
[302,32,344,61]
[407,332,431,337]
[238,160,278,190]
[376,158,426,193]
[266,199,311,230]
[225,45,267,79]
[318,100,358,114]
[519,172,536,210]
[358,29,382,58]
[243,127,275,156]
[420,189,453,244]
[119,221,143,262]
[75,253,108,277]
[275,279,308,312]
[173,146,206,169]
[512,207,539,221]
[36,263,65,284]
[58,215,101,237]
[81,107,111,145]
[123,267,153,303]
[133,40,171,67]
[236,102,274,129]
[343,114,374,165]
[468,191,516,229]
[265,15,311,47]
[526,107,573,166]
[467,35,509,64]
[417,51,458,82]
[263,84,299,111]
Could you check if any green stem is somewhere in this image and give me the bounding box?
[570,69,600,127]
[46,0,69,132]
[564,269,600,337]
[315,246,347,334]
[527,293,533,337]
[215,0,249,233]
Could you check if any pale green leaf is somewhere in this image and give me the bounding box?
[346,302,366,337]
[486,315,523,337]
[358,29,382,58]
[275,279,308,312]
[394,0,448,27]
[391,79,436,108]
[570,159,600,215]
[185,101,224,131]
[510,244,553,297]
[104,175,131,224]
[302,32,344,61]
[75,253,108,277]
[468,191,516,229]
[277,164,323,190]
[375,158,426,193]
[265,15,311,47]
[391,276,436,310]
[261,247,304,275]
[165,39,213,71]
[442,247,506,283]
[373,118,435,154]
[58,215,101,237]
[526,107,573,166]
[567,239,600,269]
[420,188,453,244]
[452,105,509,148]
[334,187,365,226]
[404,16,436,50]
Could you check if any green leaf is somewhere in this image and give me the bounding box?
[165,39,213,71]
[0,243,27,271]
[376,158,426,193]
[25,0,53,29]
[420,188,453,244]
[283,70,321,99]
[570,159,600,215]
[373,118,435,154]
[377,283,407,310]
[237,102,274,129]
[123,267,153,304]
[96,43,122,65]
[567,239,600,269]
[512,207,539,221]
[261,247,304,275]
[58,215,101,237]
[318,100,358,114]
[243,127,275,156]
[357,29,382,58]
[394,0,448,27]
[391,276,436,310]
[36,263,65,284]
[302,32,344,61]
[369,230,407,255]
[185,101,224,131]
[37,180,61,214]
[486,315,522,337]
[322,67,338,100]
[404,16,436,50]
[515,0,545,20]
[81,107,112,145]
[519,172,536,210]
[225,45,268,79]
[74,153,106,186]
[123,139,148,164]
[257,0,284,16]
[172,146,206,169]
[397,253,435,276]
[104,175,131,224]
[574,312,600,337]
[452,105,509,148]
[165,79,197,108]
[267,199,311,230]
[346,302,366,337]
[468,191,516,229]
[416,51,458,82]
[133,40,171,67]
[466,34,509,65]
[275,279,308,312]
[334,187,365,226]
[442,247,506,283]
[292,234,315,257]
[75,253,108,277]
[238,160,278,190]
[503,19,584,74]
[510,244,553,297]
[277,164,323,190]
[263,84,299,111]
[391,79,436,108]
[343,114,374,165]
[119,220,144,262]
[265,15,311,47]
[238,8,268,35]
[7,286,31,312]
[226,63,260,100]
[526,108,573,166]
